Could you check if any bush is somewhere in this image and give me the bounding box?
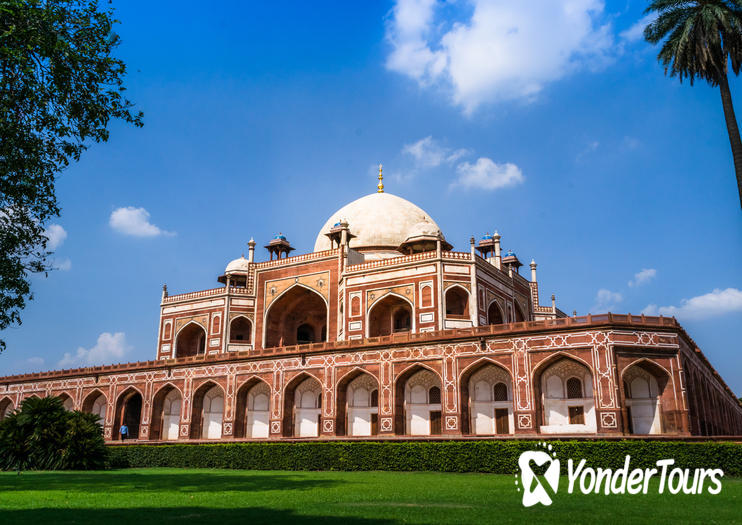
[107,440,742,476]
[0,396,107,471]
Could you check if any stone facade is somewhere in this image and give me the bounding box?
[0,189,740,441]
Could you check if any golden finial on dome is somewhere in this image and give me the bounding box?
[377,163,384,193]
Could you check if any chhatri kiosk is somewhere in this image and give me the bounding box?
[1,168,740,442]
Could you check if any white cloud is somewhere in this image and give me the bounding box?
[576,140,600,162]
[642,288,742,321]
[591,288,623,313]
[25,357,44,368]
[403,136,469,168]
[51,257,72,271]
[385,0,614,113]
[619,13,657,43]
[109,207,174,237]
[451,157,524,190]
[629,268,656,288]
[58,332,130,368]
[43,224,67,250]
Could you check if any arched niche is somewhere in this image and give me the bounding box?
[82,390,107,424]
[487,301,505,325]
[336,370,379,437]
[395,367,442,436]
[229,316,252,344]
[175,322,207,358]
[0,397,14,420]
[264,286,327,348]
[465,363,513,435]
[283,374,322,438]
[234,379,271,439]
[114,388,143,440]
[445,286,470,318]
[368,294,413,337]
[536,357,597,434]
[190,382,224,439]
[151,385,182,441]
[623,360,670,435]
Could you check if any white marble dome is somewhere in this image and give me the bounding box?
[313,192,443,258]
[225,256,250,274]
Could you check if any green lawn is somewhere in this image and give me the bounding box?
[0,469,739,524]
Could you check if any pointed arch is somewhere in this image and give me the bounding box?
[622,359,672,435]
[234,376,272,438]
[81,389,107,425]
[534,354,597,434]
[282,372,323,437]
[444,284,470,318]
[393,363,443,435]
[56,392,75,411]
[150,383,183,441]
[264,284,329,348]
[486,300,505,325]
[458,357,514,435]
[0,397,14,420]
[114,386,143,440]
[335,368,380,437]
[513,301,526,322]
[229,315,253,344]
[175,321,207,358]
[367,292,415,338]
[190,381,224,439]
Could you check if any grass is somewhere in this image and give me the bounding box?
[0,469,739,524]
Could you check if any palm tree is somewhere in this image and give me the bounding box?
[644,0,742,208]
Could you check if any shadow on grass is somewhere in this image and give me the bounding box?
[1,507,394,525]
[0,470,339,494]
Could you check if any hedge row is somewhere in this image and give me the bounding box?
[107,440,742,476]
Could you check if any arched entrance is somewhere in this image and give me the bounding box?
[283,375,322,438]
[536,357,597,434]
[623,361,669,435]
[368,294,412,337]
[175,323,206,358]
[513,302,526,322]
[264,286,327,348]
[151,385,182,441]
[235,379,270,439]
[0,397,14,420]
[191,383,224,439]
[445,286,469,318]
[58,393,74,411]
[229,316,252,344]
[463,363,513,435]
[82,391,107,424]
[487,302,504,325]
[395,367,442,436]
[114,388,142,440]
[336,371,379,437]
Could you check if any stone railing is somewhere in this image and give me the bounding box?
[253,249,338,269]
[345,251,437,273]
[163,287,226,303]
[0,313,681,384]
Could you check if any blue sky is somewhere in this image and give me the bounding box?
[2,1,741,393]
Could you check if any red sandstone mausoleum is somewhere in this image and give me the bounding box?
[1,169,740,442]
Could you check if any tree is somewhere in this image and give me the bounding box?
[0,0,142,351]
[0,396,106,471]
[644,0,742,209]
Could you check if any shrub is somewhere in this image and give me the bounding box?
[0,396,106,471]
[107,440,742,476]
